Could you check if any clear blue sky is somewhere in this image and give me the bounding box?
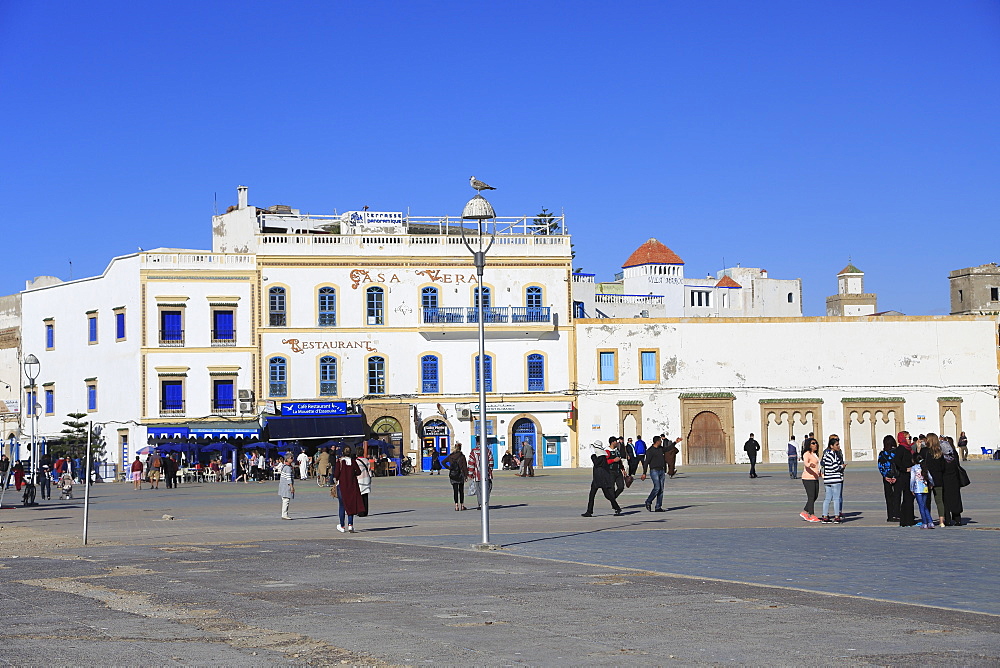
[2,1,997,315]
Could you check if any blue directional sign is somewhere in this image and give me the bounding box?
[280,401,348,417]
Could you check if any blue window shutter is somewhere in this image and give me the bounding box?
[116,312,125,339]
[88,317,97,343]
[527,354,544,391]
[641,351,656,381]
[214,310,234,339]
[215,380,234,409]
[600,352,615,382]
[45,389,54,414]
[163,381,183,409]
[46,324,54,348]
[421,355,439,393]
[87,385,97,410]
[161,311,182,340]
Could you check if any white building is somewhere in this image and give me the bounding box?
[5,186,998,473]
[572,238,802,319]
[13,187,576,473]
[572,315,999,465]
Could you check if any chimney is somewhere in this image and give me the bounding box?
[237,185,248,210]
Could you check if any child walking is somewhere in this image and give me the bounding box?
[910,453,935,529]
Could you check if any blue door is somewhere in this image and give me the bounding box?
[421,420,450,471]
[542,436,562,467]
[512,418,537,467]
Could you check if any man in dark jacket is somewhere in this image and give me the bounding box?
[582,441,622,517]
[892,440,916,526]
[641,436,667,512]
[744,434,761,478]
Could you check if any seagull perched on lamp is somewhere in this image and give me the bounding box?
[469,176,496,191]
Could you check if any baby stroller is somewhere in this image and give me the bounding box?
[58,473,74,500]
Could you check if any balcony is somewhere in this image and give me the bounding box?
[159,401,185,417]
[212,329,236,347]
[269,382,287,397]
[213,403,237,416]
[159,329,185,347]
[269,313,287,327]
[421,306,551,324]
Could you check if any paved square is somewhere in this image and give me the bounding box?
[2,462,999,665]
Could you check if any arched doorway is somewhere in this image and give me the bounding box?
[512,418,537,469]
[687,411,726,464]
[371,415,404,464]
[420,419,450,472]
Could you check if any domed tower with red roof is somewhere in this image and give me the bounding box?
[622,238,686,317]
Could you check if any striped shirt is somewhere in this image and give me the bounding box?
[820,449,845,484]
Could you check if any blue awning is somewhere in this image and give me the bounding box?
[263,414,366,441]
[147,426,190,443]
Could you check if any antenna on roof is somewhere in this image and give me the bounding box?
[68,259,72,280]
[214,192,218,216]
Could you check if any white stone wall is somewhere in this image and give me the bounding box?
[573,316,1000,463]
[20,256,144,466]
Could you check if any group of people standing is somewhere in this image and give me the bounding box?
[277,445,372,532]
[581,434,682,516]
[879,431,965,528]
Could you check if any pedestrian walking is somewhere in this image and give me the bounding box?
[582,441,622,517]
[518,439,535,477]
[631,435,647,476]
[606,437,626,498]
[316,447,332,485]
[148,452,162,489]
[38,455,52,500]
[877,435,900,522]
[787,435,798,479]
[164,454,179,489]
[957,431,968,461]
[640,435,667,512]
[296,450,310,480]
[12,460,25,491]
[744,433,760,478]
[820,435,846,523]
[664,436,681,477]
[356,452,372,517]
[278,454,295,520]
[333,445,364,533]
[799,438,821,522]
[445,442,468,511]
[430,446,443,475]
[0,454,9,489]
[467,444,494,510]
[130,456,144,490]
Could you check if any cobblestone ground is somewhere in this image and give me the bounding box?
[2,461,998,665]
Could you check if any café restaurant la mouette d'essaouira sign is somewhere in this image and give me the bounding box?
[280,401,348,417]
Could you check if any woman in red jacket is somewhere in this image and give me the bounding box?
[334,446,364,533]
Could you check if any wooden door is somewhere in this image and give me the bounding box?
[687,411,726,464]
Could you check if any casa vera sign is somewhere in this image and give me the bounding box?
[349,267,478,289]
[281,338,379,354]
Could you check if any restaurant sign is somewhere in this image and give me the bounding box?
[281,401,348,416]
[282,338,378,354]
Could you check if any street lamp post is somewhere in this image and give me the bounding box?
[461,192,496,546]
[23,354,40,488]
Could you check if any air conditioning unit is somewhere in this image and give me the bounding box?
[238,389,254,401]
[238,401,255,414]
[458,408,473,421]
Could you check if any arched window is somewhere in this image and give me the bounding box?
[421,286,439,323]
[787,292,794,303]
[269,287,286,326]
[526,286,543,308]
[474,286,491,308]
[319,356,337,396]
[318,287,336,326]
[527,353,544,392]
[366,287,384,325]
[475,354,493,393]
[421,286,438,309]
[421,355,439,393]
[367,356,386,395]
[269,356,287,397]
